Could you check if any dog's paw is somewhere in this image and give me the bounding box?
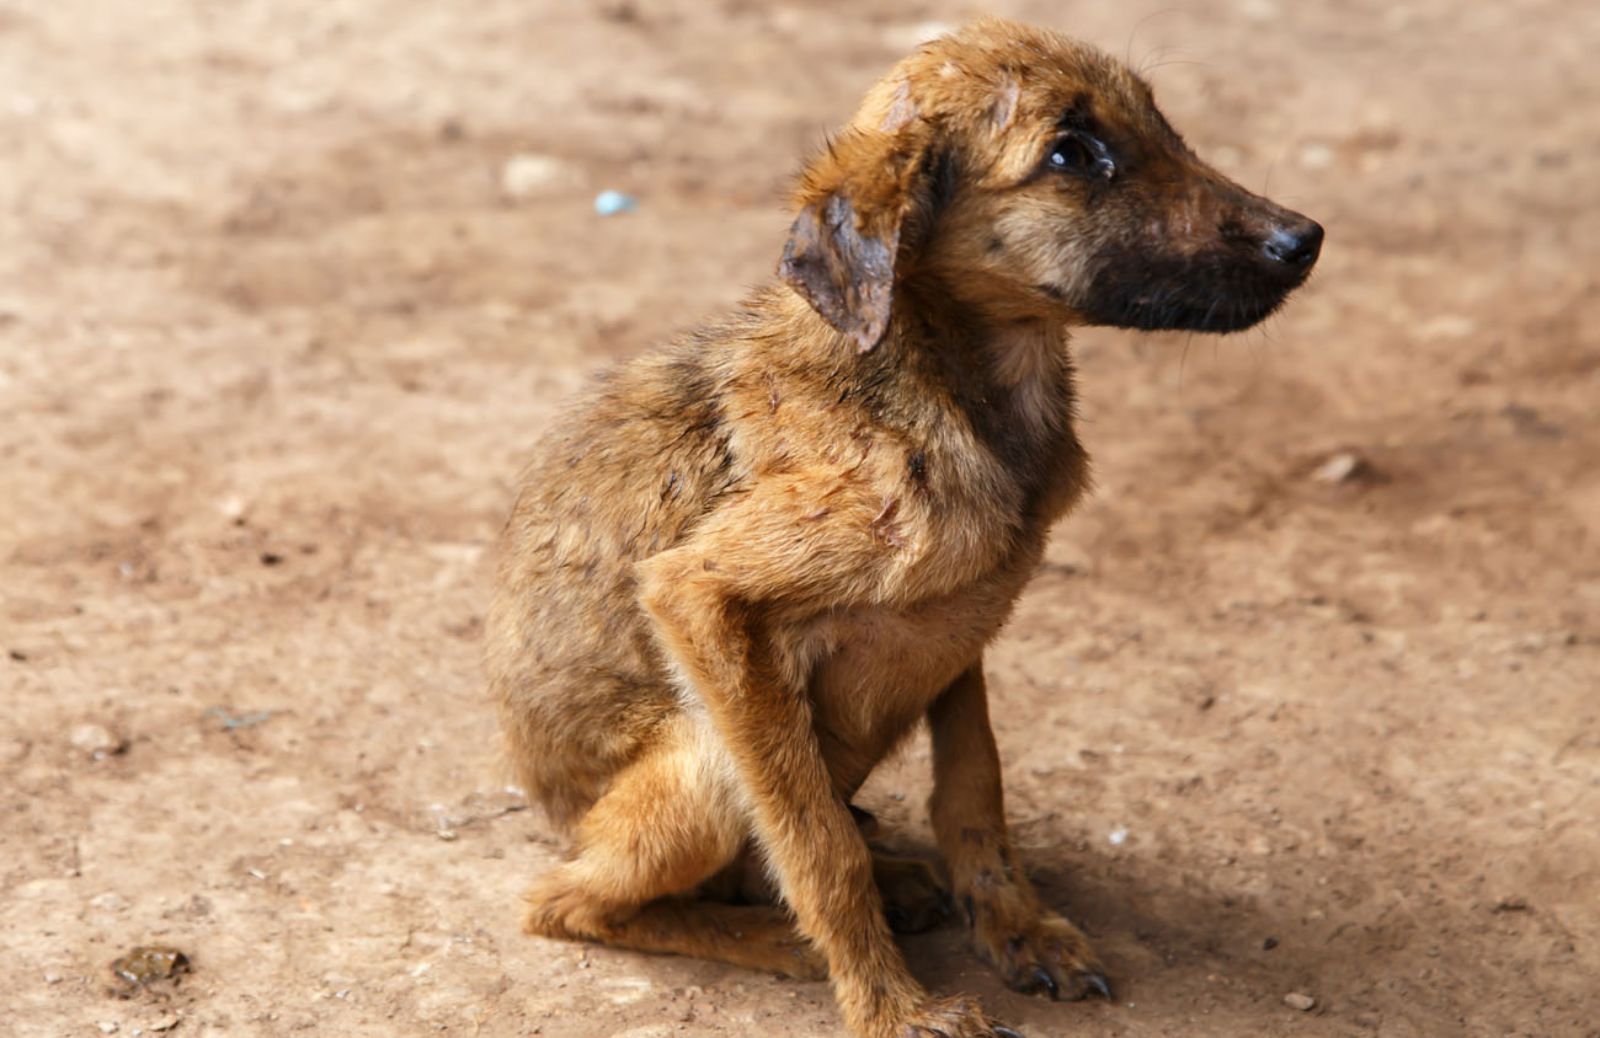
[969,900,1111,1003]
[874,854,952,934]
[885,994,1022,1038]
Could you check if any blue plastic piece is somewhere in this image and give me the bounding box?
[593,190,638,216]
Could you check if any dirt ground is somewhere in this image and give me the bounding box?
[3,0,1597,1035]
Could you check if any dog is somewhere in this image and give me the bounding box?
[486,17,1321,1038]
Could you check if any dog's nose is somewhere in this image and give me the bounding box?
[1261,218,1324,269]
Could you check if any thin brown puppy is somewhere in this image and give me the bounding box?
[486,17,1321,1038]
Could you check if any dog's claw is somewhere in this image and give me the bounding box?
[993,1027,1026,1038]
[1079,971,1113,1002]
[1030,965,1059,1000]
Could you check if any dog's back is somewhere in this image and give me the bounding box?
[485,308,756,824]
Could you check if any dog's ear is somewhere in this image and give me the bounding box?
[780,187,901,353]
[780,119,933,353]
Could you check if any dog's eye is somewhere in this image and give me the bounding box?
[1047,132,1114,180]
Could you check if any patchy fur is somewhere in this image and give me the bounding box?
[486,17,1320,1038]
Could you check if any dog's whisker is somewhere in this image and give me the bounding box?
[1125,8,1185,70]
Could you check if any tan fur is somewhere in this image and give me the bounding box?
[487,17,1319,1037]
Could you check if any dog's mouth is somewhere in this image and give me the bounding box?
[1086,285,1297,333]
[1078,246,1316,334]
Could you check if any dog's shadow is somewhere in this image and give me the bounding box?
[878,836,1576,1035]
[524,823,1582,1036]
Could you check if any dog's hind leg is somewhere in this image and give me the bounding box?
[522,715,827,980]
[873,853,951,934]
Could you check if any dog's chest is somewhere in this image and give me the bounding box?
[798,536,1043,770]
[898,399,1080,590]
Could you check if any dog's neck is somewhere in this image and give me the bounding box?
[985,319,1074,449]
[877,283,1084,518]
[896,282,1077,442]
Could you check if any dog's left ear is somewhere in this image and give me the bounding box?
[780,122,932,353]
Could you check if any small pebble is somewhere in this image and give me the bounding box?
[1422,314,1478,340]
[71,723,126,759]
[1107,827,1128,846]
[98,1024,118,1035]
[1284,992,1316,1011]
[43,970,63,984]
[1298,143,1334,169]
[1311,452,1366,484]
[111,946,190,988]
[501,153,573,200]
[593,190,637,216]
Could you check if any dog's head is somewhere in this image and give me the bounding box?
[781,18,1323,350]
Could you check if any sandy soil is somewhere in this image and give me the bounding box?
[3,1,1598,1035]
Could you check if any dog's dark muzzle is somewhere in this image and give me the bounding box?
[1082,209,1323,334]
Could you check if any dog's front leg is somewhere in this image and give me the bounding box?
[929,664,1113,1002]
[640,490,1016,1038]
